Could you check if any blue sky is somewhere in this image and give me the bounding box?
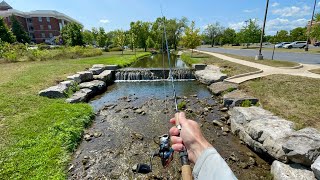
[4,0,320,35]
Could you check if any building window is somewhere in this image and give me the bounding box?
[40,25,44,30]
[41,33,46,38]
[48,25,52,30]
[46,17,50,22]
[49,33,53,38]
[38,17,42,22]
[27,18,32,23]
[29,26,34,31]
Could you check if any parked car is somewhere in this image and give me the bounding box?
[275,42,291,48]
[283,41,307,49]
[314,42,320,47]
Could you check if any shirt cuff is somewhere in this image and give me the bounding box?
[192,147,218,178]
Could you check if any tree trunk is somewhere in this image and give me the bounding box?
[145,47,147,52]
[211,37,214,47]
[122,49,124,55]
[191,49,193,57]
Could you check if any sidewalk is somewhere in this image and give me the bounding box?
[196,50,320,84]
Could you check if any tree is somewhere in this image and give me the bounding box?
[311,13,320,41]
[130,21,150,52]
[272,30,290,43]
[181,21,202,57]
[204,22,224,47]
[61,22,84,46]
[146,36,155,49]
[83,30,94,45]
[222,28,236,45]
[113,29,126,55]
[290,27,307,41]
[10,15,30,43]
[96,27,108,47]
[236,19,261,48]
[166,17,188,50]
[0,17,15,43]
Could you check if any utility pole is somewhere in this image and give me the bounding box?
[256,0,270,60]
[272,31,278,60]
[305,0,317,52]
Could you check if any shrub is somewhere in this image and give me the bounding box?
[37,43,51,50]
[109,47,123,52]
[178,100,187,110]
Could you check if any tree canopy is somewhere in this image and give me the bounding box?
[61,22,84,46]
[0,17,15,43]
[181,21,201,56]
[10,15,30,43]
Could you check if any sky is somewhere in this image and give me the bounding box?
[4,0,320,35]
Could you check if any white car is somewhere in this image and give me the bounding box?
[275,42,291,48]
[283,41,307,49]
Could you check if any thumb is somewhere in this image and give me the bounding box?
[175,112,187,126]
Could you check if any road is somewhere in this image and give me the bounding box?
[197,47,320,64]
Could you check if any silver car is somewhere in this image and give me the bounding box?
[283,41,307,49]
[275,42,291,48]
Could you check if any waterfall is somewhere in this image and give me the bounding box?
[115,68,195,81]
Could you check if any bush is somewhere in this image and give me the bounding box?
[109,47,123,52]
[37,43,51,50]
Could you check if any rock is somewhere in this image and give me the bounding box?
[93,70,113,82]
[66,88,93,103]
[105,65,119,70]
[59,80,74,87]
[94,132,102,138]
[191,94,198,97]
[67,74,82,83]
[92,64,106,69]
[192,64,207,70]
[311,156,320,179]
[220,107,228,112]
[248,157,256,166]
[195,65,227,85]
[204,107,209,112]
[208,82,238,96]
[271,161,316,180]
[89,67,105,75]
[39,84,69,98]
[212,120,224,127]
[282,128,320,166]
[79,80,106,94]
[246,152,255,158]
[222,132,228,136]
[222,126,230,133]
[186,109,193,113]
[229,153,239,162]
[131,133,144,141]
[84,134,92,141]
[223,90,259,107]
[135,109,144,114]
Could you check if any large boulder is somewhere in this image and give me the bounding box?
[68,71,93,83]
[93,70,113,82]
[67,74,82,84]
[223,90,259,107]
[39,81,73,98]
[79,80,106,94]
[271,161,316,180]
[194,65,227,85]
[282,128,320,166]
[208,82,238,96]
[311,156,320,179]
[89,67,105,75]
[66,88,93,103]
[192,64,207,71]
[105,65,119,71]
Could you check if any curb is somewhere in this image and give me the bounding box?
[224,70,264,81]
[278,63,303,70]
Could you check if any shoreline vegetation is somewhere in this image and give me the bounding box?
[0,51,150,179]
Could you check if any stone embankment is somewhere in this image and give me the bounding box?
[39,64,117,103]
[192,63,320,180]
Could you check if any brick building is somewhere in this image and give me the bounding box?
[0,1,80,44]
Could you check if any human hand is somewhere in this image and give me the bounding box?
[169,112,213,164]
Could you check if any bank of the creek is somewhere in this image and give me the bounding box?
[69,80,271,180]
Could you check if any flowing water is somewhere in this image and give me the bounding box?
[69,54,271,179]
[130,54,188,68]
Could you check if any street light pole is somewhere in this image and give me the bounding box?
[305,0,317,52]
[256,0,270,60]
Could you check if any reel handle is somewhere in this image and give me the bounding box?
[175,113,193,180]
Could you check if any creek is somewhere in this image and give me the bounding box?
[69,54,271,179]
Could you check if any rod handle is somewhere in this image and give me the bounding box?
[181,165,193,180]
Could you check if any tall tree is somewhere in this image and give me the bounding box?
[290,27,307,41]
[10,15,30,43]
[83,30,94,45]
[273,30,290,43]
[222,28,236,45]
[96,27,108,47]
[61,22,84,46]
[113,29,126,55]
[0,17,15,43]
[181,21,202,57]
[130,21,150,52]
[237,19,261,48]
[311,13,320,41]
[204,22,223,47]
[146,36,155,49]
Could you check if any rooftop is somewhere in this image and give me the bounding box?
[0,1,12,11]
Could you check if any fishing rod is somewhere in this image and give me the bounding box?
[132,8,192,180]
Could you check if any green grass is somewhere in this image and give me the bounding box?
[310,68,320,75]
[181,51,259,77]
[240,75,320,130]
[218,53,299,67]
[0,51,150,179]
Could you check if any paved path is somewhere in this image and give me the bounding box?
[197,47,320,65]
[196,50,320,84]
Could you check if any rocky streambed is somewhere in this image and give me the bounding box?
[68,81,271,179]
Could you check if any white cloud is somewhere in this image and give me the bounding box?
[271,2,280,7]
[243,8,259,13]
[272,5,311,17]
[228,21,246,31]
[265,18,308,34]
[318,2,320,7]
[99,19,110,24]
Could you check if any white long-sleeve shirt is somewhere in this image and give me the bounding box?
[193,148,237,180]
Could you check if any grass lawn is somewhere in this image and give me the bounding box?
[240,75,320,130]
[310,68,320,75]
[217,53,299,68]
[0,51,150,179]
[181,51,259,77]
